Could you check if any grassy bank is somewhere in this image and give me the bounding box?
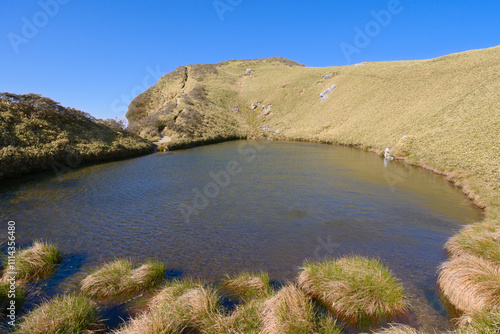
[127,45,500,332]
[0,93,153,180]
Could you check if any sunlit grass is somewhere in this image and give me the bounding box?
[221,271,273,302]
[80,259,165,298]
[114,279,220,334]
[438,254,500,313]
[454,309,500,334]
[373,324,425,334]
[298,255,408,324]
[1,241,61,283]
[14,293,100,334]
[446,219,500,265]
[261,284,318,334]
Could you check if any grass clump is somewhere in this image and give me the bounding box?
[438,254,500,313]
[81,259,165,298]
[213,298,266,334]
[445,219,500,265]
[1,241,61,282]
[373,324,425,334]
[115,280,220,334]
[14,293,100,334]
[454,309,500,334]
[0,280,26,316]
[221,271,273,302]
[298,255,408,324]
[261,284,318,334]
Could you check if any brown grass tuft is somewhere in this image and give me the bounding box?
[438,254,500,313]
[372,324,424,334]
[221,271,272,302]
[115,280,219,334]
[445,219,500,266]
[14,293,100,334]
[454,309,500,334]
[261,284,317,334]
[1,241,61,283]
[298,256,408,324]
[81,259,165,298]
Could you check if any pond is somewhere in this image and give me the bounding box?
[0,140,482,329]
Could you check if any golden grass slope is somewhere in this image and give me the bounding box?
[127,46,499,331]
[129,46,499,210]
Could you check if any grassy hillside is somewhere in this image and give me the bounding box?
[128,47,499,214]
[0,93,153,179]
[128,47,500,331]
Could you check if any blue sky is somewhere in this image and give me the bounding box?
[1,0,499,120]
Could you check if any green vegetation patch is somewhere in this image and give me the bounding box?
[14,293,100,334]
[1,241,61,282]
[0,93,153,180]
[221,271,273,302]
[116,280,219,334]
[446,219,500,266]
[298,255,408,323]
[80,259,165,298]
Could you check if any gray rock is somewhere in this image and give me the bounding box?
[320,84,336,102]
[262,126,270,131]
[232,108,240,112]
[323,73,333,80]
[246,68,253,74]
[261,105,272,115]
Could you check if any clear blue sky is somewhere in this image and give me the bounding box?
[1,0,499,120]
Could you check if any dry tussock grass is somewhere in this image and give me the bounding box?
[221,271,272,302]
[298,256,408,323]
[438,254,500,313]
[1,241,61,283]
[454,309,500,334]
[372,324,425,334]
[115,281,219,334]
[445,219,500,265]
[261,284,317,334]
[81,259,165,298]
[14,293,100,334]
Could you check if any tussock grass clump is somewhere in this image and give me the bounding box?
[214,298,266,334]
[373,324,424,334]
[1,241,61,282]
[115,280,220,334]
[14,293,100,334]
[316,313,343,334]
[445,219,500,265]
[261,284,318,334]
[454,309,500,334]
[81,259,165,298]
[0,281,26,316]
[298,256,408,323]
[221,271,273,302]
[438,254,500,313]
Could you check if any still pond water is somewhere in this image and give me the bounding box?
[0,140,482,329]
